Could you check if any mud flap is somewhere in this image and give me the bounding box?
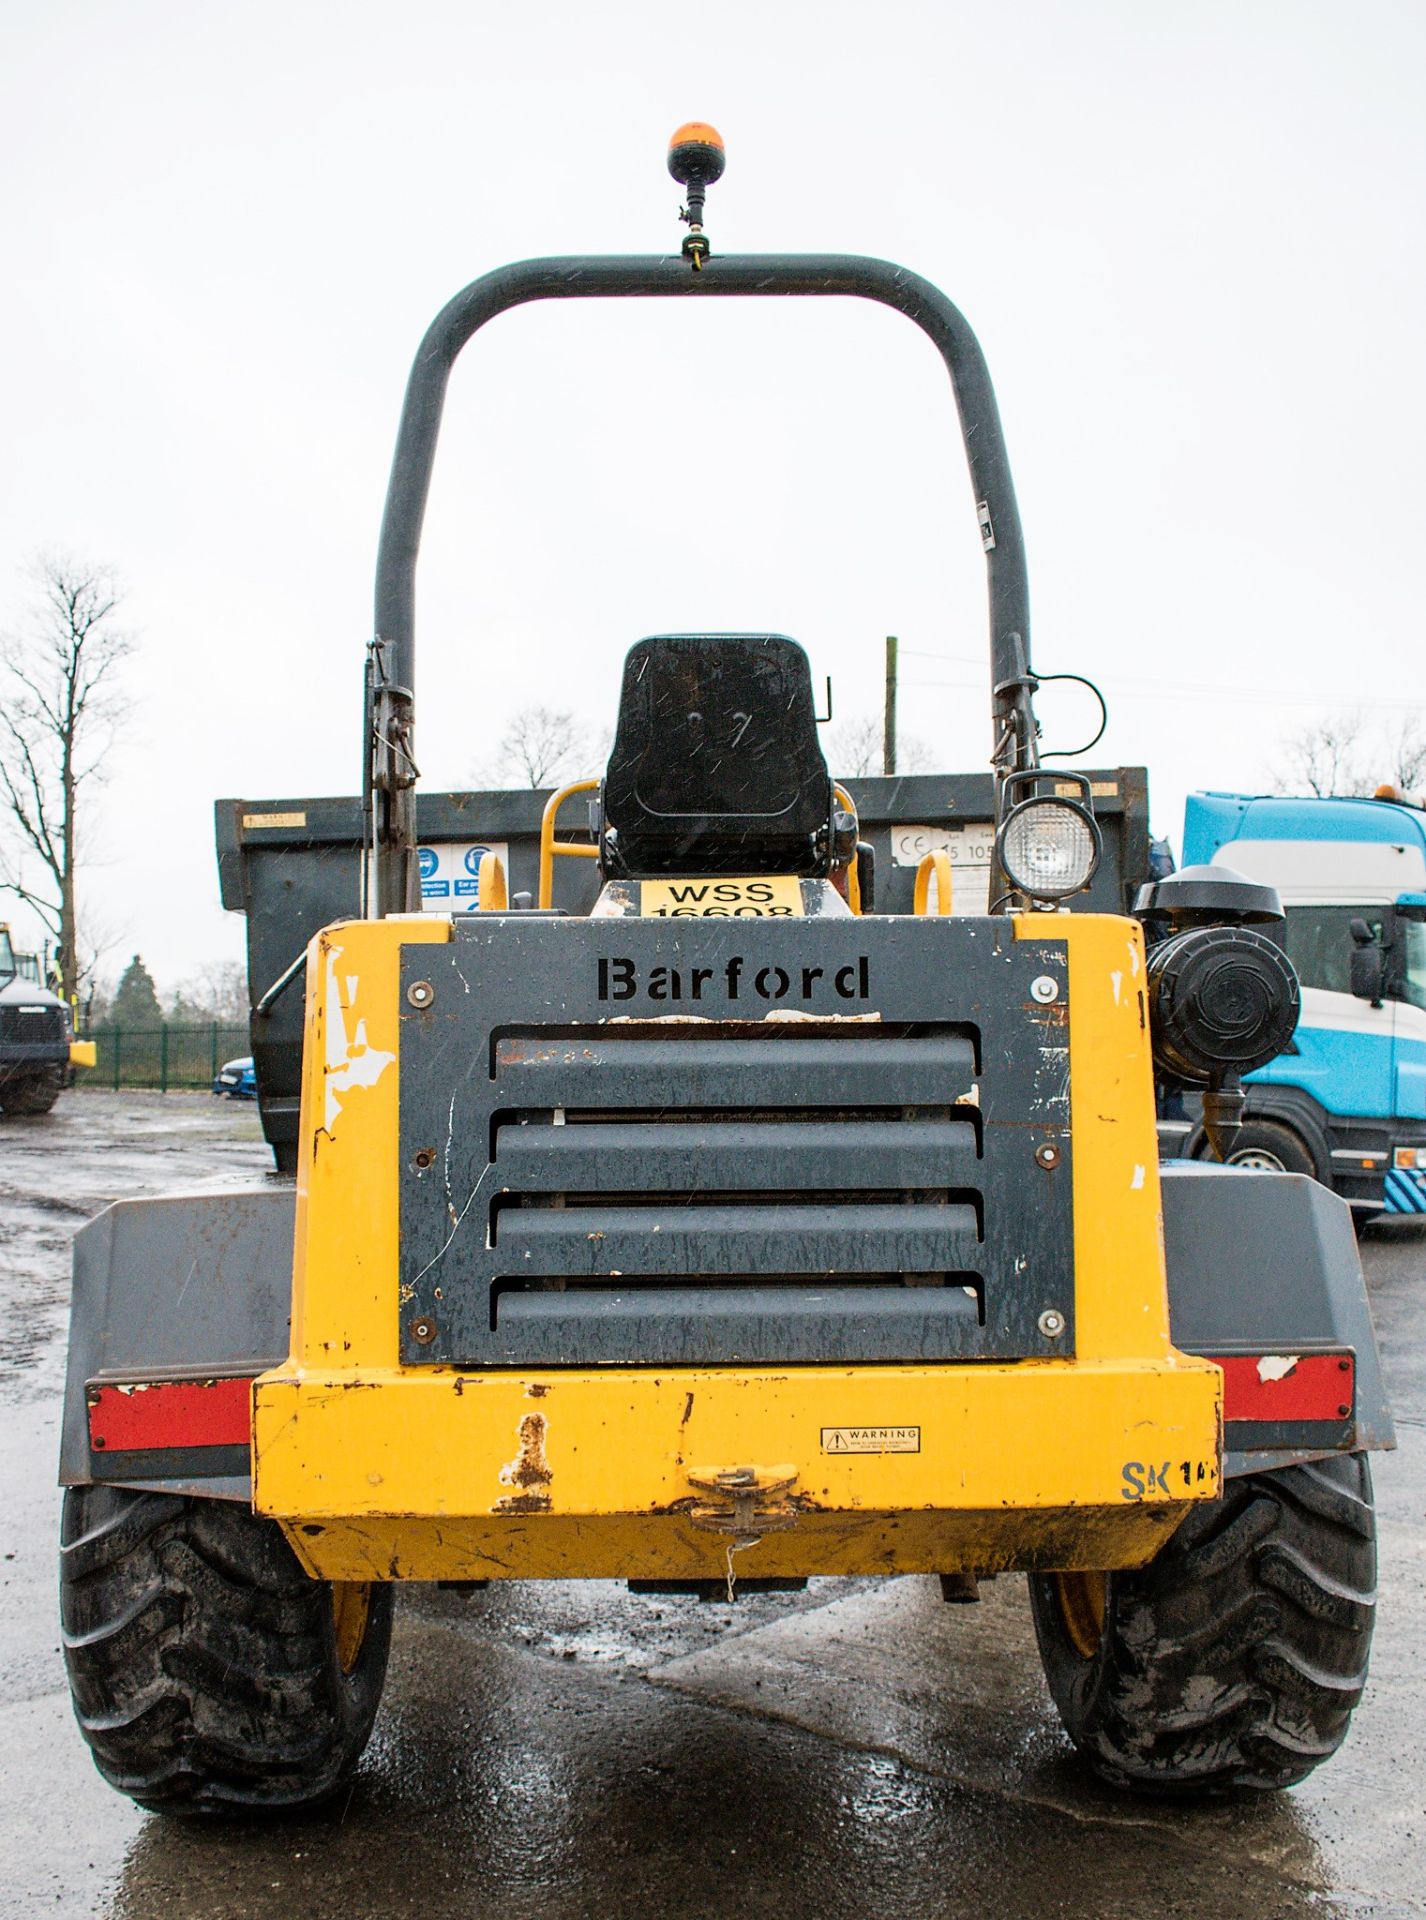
[1161,1161,1395,1474]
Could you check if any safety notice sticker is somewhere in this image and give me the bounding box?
[820,1426,921,1454]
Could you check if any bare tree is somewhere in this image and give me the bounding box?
[170,959,249,1025]
[890,732,934,775]
[825,712,935,779]
[0,554,134,1005]
[487,707,591,788]
[825,713,882,778]
[1274,713,1367,798]
[1383,715,1426,794]
[1273,711,1426,799]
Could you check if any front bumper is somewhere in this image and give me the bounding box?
[0,1044,73,1074]
[1385,1160,1426,1214]
[253,1356,1221,1582]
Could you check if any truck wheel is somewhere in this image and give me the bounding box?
[2,1065,64,1115]
[60,1484,392,1813]
[1028,1452,1376,1794]
[1212,1119,1318,1178]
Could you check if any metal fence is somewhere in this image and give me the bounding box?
[85,1024,251,1092]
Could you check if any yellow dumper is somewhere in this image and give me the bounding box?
[60,126,1390,1813]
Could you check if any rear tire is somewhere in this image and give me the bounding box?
[1211,1118,1318,1179]
[1029,1452,1376,1794]
[2,1064,64,1114]
[60,1484,392,1814]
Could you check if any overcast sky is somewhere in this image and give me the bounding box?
[3,1,1423,992]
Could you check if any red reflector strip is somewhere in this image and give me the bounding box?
[1213,1353,1353,1423]
[87,1377,252,1452]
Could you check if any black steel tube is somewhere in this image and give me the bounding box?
[375,250,1030,751]
[254,949,308,1019]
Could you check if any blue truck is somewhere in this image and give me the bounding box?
[1165,791,1426,1219]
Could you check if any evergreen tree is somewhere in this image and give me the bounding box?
[108,954,163,1029]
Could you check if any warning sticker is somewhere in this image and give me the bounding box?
[821,1426,921,1455]
[241,811,307,830]
[889,823,993,914]
[416,841,510,914]
[639,877,803,918]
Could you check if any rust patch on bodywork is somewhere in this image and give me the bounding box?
[499,1037,600,1068]
[686,1465,801,1537]
[495,1410,554,1512]
[496,1490,555,1514]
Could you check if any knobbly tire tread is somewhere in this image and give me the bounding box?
[1,1064,64,1114]
[1029,1452,1376,1795]
[60,1484,392,1813]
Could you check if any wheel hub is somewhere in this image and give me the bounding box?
[1055,1570,1108,1660]
[331,1582,372,1674]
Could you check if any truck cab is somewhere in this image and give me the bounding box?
[1173,791,1426,1215]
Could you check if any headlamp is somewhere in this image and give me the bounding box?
[996,778,1101,903]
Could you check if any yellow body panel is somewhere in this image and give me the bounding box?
[271,1506,1194,1586]
[1045,912,1173,1362]
[256,1358,1215,1581]
[69,1040,97,1070]
[254,910,1222,1582]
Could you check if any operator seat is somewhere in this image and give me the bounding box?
[598,633,836,878]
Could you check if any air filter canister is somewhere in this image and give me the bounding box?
[1145,924,1300,1087]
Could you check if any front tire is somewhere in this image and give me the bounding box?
[60,1484,392,1814]
[1,1064,64,1114]
[1029,1453,1376,1794]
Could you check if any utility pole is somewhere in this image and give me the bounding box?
[882,634,898,776]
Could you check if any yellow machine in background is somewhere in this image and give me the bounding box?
[0,922,92,1113]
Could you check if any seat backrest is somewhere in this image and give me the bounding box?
[600,634,834,877]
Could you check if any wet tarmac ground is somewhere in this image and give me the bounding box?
[2,1090,1423,1918]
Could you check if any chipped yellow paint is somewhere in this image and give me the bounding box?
[1013,914,1176,1360]
[255,909,1223,1582]
[287,916,447,1369]
[278,1502,1192,1585]
[255,1357,1215,1517]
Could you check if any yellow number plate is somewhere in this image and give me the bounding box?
[639,877,803,917]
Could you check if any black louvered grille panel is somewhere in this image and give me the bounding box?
[489,1033,981,1288]
[398,920,1074,1365]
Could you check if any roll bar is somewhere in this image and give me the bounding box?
[367,252,1036,917]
